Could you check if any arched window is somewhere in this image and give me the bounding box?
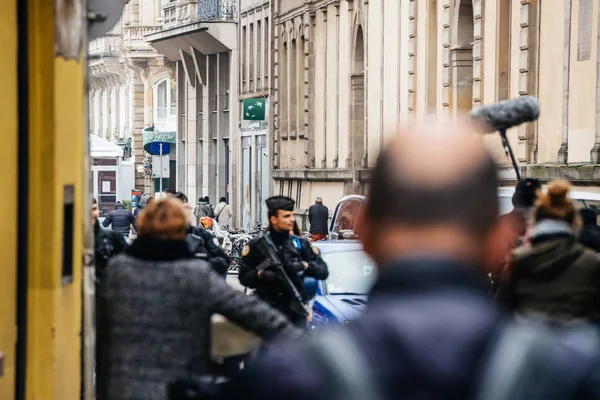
[452,0,474,113]
[154,78,176,122]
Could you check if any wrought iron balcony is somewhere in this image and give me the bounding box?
[161,0,238,27]
[199,0,238,21]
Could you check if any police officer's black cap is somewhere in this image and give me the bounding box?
[266,196,295,212]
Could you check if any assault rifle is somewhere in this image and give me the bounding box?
[256,234,309,317]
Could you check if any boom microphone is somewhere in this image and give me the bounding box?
[469,96,540,133]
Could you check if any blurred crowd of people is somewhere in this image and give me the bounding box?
[93,123,600,400]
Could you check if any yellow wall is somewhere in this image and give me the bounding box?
[26,0,85,398]
[0,0,18,397]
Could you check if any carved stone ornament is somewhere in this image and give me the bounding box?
[55,0,84,60]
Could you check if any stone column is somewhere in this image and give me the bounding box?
[472,0,483,108]
[407,0,417,116]
[441,0,452,116]
[302,12,312,168]
[558,0,572,164]
[591,4,600,163]
[273,22,281,168]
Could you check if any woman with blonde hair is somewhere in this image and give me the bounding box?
[96,198,300,400]
[498,180,600,323]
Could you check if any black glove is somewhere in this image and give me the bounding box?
[259,270,278,283]
[284,262,305,275]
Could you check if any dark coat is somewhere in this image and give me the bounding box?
[308,202,329,234]
[188,225,231,276]
[225,258,600,400]
[498,221,600,322]
[102,203,136,235]
[96,237,300,400]
[94,221,127,283]
[580,226,600,253]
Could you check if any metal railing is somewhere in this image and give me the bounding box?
[198,0,238,21]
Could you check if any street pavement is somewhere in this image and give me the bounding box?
[226,272,245,292]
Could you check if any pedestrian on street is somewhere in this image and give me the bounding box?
[102,201,136,240]
[214,196,233,228]
[225,125,600,400]
[239,196,329,328]
[308,197,329,241]
[204,196,215,218]
[497,180,600,323]
[193,196,214,225]
[490,178,542,294]
[93,198,127,284]
[578,208,600,253]
[173,191,230,277]
[92,198,127,394]
[96,198,301,400]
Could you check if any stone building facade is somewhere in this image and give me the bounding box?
[239,0,272,228]
[146,0,239,222]
[89,0,176,196]
[272,0,600,211]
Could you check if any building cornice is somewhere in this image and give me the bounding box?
[272,165,600,186]
[275,0,342,24]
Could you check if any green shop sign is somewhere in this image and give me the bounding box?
[143,126,176,155]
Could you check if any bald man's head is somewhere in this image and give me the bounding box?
[366,126,499,238]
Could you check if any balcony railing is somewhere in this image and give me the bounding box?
[162,0,238,27]
[199,0,238,21]
[123,26,162,51]
[88,35,123,57]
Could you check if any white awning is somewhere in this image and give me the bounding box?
[90,134,123,158]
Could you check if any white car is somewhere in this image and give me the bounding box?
[498,187,600,215]
[329,188,600,239]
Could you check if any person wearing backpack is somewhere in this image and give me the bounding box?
[213,197,233,227]
[224,126,600,400]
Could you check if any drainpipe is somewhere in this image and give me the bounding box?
[558,0,572,164]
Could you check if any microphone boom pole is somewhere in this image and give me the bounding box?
[469,96,541,182]
[498,129,521,181]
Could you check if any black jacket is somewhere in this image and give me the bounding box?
[580,226,600,253]
[188,225,231,276]
[498,222,600,322]
[94,221,127,283]
[239,230,328,323]
[226,258,600,400]
[308,202,329,234]
[96,236,301,400]
[102,204,136,235]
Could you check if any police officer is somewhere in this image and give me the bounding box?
[239,196,328,327]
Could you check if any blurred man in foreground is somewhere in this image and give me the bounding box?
[225,125,600,400]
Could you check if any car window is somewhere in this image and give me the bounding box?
[330,198,366,239]
[321,250,377,295]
